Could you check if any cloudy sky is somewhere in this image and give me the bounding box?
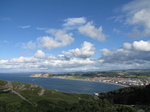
[0,0,150,73]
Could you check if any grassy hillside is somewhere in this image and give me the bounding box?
[0,79,150,112]
[0,80,91,112]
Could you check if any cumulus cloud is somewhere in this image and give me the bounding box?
[122,0,150,38]
[123,43,132,49]
[47,29,74,46]
[133,40,150,51]
[0,53,95,72]
[37,36,61,49]
[38,29,74,49]
[1,40,150,72]
[41,58,94,69]
[0,60,8,64]
[22,29,74,50]
[100,48,112,56]
[21,17,106,50]
[63,17,86,29]
[34,50,46,59]
[22,41,36,49]
[62,41,95,59]
[78,21,106,41]
[100,40,150,65]
[10,56,39,63]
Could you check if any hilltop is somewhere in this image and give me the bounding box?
[30,72,54,78]
[0,79,150,112]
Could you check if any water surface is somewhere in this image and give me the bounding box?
[0,73,124,94]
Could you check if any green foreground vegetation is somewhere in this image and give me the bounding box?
[0,79,150,112]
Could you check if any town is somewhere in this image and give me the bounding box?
[85,77,150,86]
[52,75,150,87]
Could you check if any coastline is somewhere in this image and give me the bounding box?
[30,75,129,87]
[51,77,130,87]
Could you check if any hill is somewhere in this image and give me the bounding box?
[30,73,54,78]
[0,79,91,112]
[0,79,150,112]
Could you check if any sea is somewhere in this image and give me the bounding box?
[0,73,124,94]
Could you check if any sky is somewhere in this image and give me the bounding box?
[0,0,150,73]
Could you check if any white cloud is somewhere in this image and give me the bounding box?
[62,41,95,59]
[36,27,46,30]
[39,58,95,71]
[133,40,150,51]
[47,29,74,46]
[123,43,132,49]
[113,28,121,34]
[78,21,106,41]
[10,56,38,63]
[22,29,74,50]
[63,17,86,29]
[0,60,8,64]
[3,40,9,43]
[1,39,150,72]
[100,40,150,65]
[34,50,46,59]
[100,48,112,56]
[0,17,11,22]
[37,36,61,49]
[22,41,36,49]
[18,25,31,29]
[122,0,150,38]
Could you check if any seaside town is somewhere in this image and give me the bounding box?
[85,77,150,86]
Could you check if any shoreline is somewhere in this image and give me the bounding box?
[30,76,130,87]
[70,78,129,87]
[51,77,130,87]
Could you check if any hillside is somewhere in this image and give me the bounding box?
[0,79,91,112]
[0,79,150,112]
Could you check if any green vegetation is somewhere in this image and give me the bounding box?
[0,79,150,112]
[54,69,150,78]
[0,79,92,112]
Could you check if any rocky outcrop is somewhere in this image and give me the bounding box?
[30,73,54,78]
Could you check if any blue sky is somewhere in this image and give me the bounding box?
[0,0,150,73]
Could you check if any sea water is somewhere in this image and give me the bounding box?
[0,73,124,94]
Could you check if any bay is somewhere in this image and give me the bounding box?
[0,73,124,94]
